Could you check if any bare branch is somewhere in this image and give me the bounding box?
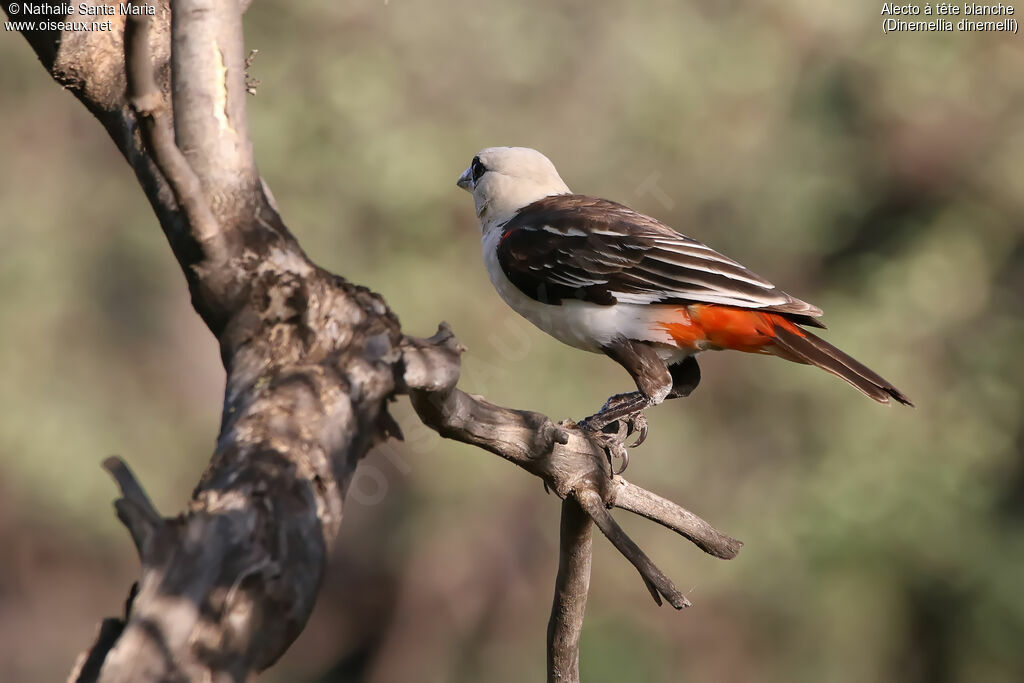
[124,9,229,271]
[547,498,593,683]
[576,489,690,610]
[402,325,577,476]
[613,478,743,559]
[170,0,262,225]
[402,326,735,610]
[102,457,162,557]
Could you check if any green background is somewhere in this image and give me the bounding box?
[2,1,1023,681]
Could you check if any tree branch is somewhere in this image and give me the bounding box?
[124,9,229,274]
[575,489,688,609]
[402,324,739,610]
[547,498,592,683]
[170,0,259,204]
[102,457,162,558]
[613,478,742,559]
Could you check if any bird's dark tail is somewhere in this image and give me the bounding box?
[771,323,913,406]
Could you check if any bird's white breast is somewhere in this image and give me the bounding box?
[481,228,689,363]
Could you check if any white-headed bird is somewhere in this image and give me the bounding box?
[457,147,911,453]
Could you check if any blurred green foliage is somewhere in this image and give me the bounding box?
[2,1,1023,681]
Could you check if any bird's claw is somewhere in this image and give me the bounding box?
[626,412,648,448]
[583,425,630,475]
[577,409,647,475]
[607,439,630,475]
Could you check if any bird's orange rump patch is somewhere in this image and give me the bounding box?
[657,305,806,354]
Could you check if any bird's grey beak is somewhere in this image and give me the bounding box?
[456,166,473,191]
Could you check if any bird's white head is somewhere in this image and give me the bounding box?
[457,147,571,230]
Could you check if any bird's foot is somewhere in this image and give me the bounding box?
[577,392,651,474]
[578,392,650,443]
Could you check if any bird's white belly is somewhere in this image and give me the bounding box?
[482,231,689,363]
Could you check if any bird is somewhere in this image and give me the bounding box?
[456,146,912,453]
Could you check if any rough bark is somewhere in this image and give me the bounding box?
[8,2,741,681]
[547,499,593,682]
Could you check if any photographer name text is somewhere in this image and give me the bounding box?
[5,2,155,32]
[10,3,154,16]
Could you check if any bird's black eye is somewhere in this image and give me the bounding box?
[471,156,487,183]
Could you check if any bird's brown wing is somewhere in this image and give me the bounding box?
[496,194,824,326]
